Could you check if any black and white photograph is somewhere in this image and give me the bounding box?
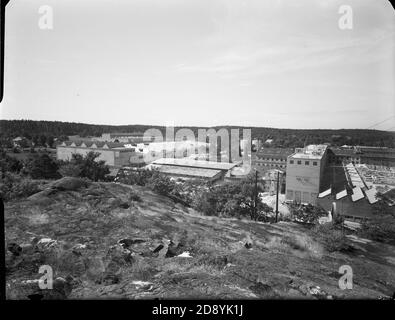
[0,0,395,309]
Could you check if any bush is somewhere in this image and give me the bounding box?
[193,191,218,216]
[118,168,156,186]
[312,223,350,252]
[0,173,43,201]
[359,215,395,244]
[58,152,110,181]
[24,154,60,179]
[129,191,142,202]
[58,163,82,177]
[0,153,23,173]
[147,172,176,196]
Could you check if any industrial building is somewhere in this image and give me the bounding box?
[328,148,361,165]
[252,148,294,172]
[315,162,394,220]
[327,146,395,167]
[97,132,154,144]
[57,141,139,167]
[285,145,328,205]
[148,158,242,182]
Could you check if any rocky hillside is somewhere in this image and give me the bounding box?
[4,178,395,299]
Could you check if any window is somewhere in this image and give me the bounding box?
[297,160,301,165]
[305,161,309,165]
[313,161,318,166]
[290,160,294,164]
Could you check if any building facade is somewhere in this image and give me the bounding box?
[149,158,241,182]
[57,141,138,167]
[285,145,328,205]
[252,148,294,173]
[327,146,395,167]
[97,133,154,144]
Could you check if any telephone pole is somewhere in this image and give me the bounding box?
[254,170,258,221]
[275,171,280,222]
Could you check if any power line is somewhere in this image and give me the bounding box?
[366,115,395,129]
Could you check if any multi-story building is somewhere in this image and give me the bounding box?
[285,145,328,205]
[327,147,361,165]
[327,146,395,167]
[358,146,395,167]
[252,148,294,173]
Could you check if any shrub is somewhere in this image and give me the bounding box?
[58,152,110,181]
[281,236,307,252]
[312,223,350,252]
[129,191,142,202]
[147,173,176,196]
[24,154,60,179]
[118,168,156,186]
[58,163,82,177]
[359,215,395,244]
[0,153,23,173]
[0,173,43,201]
[193,191,218,216]
[77,152,110,181]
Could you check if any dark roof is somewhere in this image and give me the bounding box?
[329,148,357,156]
[106,142,127,148]
[256,148,294,157]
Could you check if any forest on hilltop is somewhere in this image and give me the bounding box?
[0,119,394,148]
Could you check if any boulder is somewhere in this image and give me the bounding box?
[7,243,22,256]
[118,238,146,249]
[249,281,278,298]
[50,177,90,191]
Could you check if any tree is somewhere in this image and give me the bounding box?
[0,153,23,173]
[46,136,55,148]
[25,154,60,179]
[58,151,110,181]
[32,135,39,146]
[39,135,47,147]
[58,163,82,177]
[147,171,178,196]
[192,174,271,221]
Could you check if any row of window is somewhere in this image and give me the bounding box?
[286,190,318,202]
[289,159,318,166]
[256,157,286,162]
[255,163,285,168]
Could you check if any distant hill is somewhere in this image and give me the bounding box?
[0,119,394,148]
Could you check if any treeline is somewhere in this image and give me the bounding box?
[1,120,394,148]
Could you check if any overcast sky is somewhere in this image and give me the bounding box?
[1,0,394,129]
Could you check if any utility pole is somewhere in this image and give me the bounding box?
[275,171,280,222]
[254,170,258,221]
